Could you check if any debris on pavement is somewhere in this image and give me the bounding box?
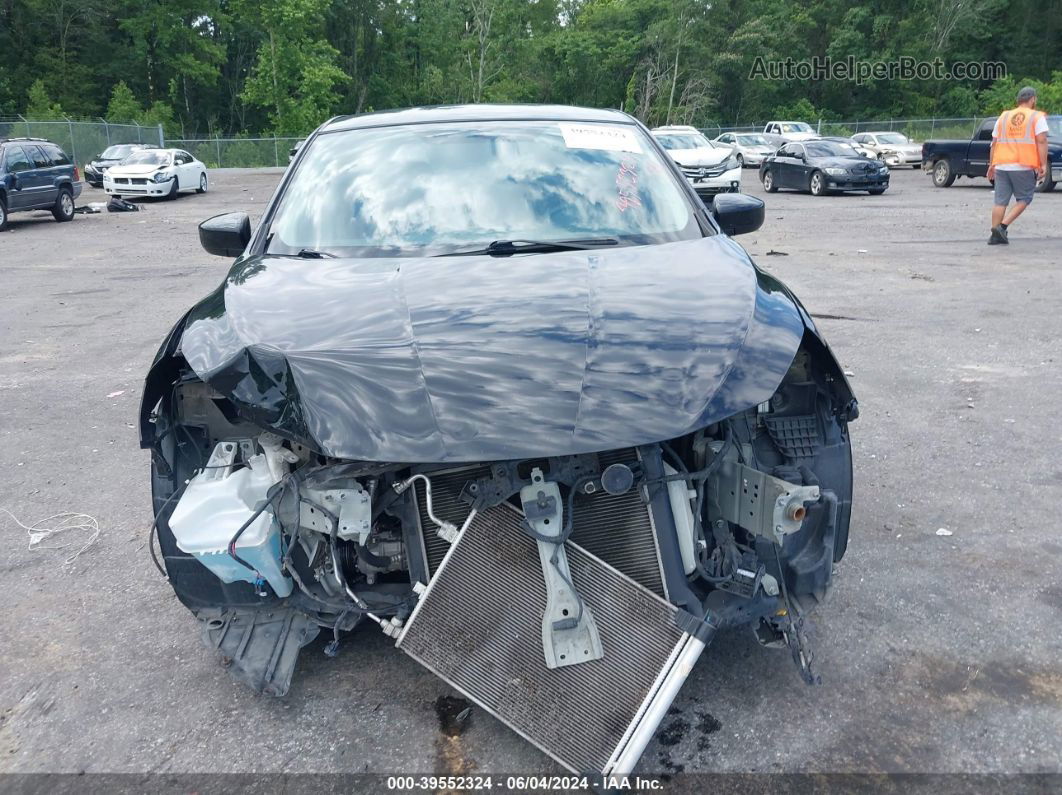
[935,528,953,537]
[2,507,101,564]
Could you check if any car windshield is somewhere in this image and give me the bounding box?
[737,134,769,146]
[266,120,702,257]
[123,150,170,166]
[806,141,859,157]
[101,144,140,160]
[876,133,909,144]
[655,133,713,150]
[781,123,813,133]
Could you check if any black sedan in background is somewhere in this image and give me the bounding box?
[83,143,156,187]
[760,139,889,195]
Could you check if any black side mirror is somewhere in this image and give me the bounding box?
[712,193,765,236]
[199,212,251,257]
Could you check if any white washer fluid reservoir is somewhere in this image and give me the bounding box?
[168,442,293,597]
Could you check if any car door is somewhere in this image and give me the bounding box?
[774,143,802,188]
[24,144,60,207]
[177,151,198,187]
[968,119,995,177]
[4,145,38,209]
[791,143,813,187]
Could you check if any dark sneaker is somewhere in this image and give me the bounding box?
[988,227,1006,245]
[994,224,1009,243]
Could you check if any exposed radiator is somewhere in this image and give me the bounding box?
[397,503,703,775]
[413,450,666,597]
[412,464,493,577]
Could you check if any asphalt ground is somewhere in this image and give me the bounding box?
[1,165,1060,778]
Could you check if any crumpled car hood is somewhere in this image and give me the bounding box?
[107,164,165,177]
[176,236,805,462]
[668,147,731,167]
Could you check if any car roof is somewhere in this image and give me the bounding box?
[651,125,701,133]
[1,137,54,145]
[322,104,634,133]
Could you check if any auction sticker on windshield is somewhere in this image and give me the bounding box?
[559,123,643,153]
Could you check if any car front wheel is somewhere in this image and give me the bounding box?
[196,172,208,194]
[167,177,179,200]
[53,188,75,222]
[809,171,827,196]
[0,196,7,231]
[762,169,778,192]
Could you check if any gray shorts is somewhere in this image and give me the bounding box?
[994,168,1036,205]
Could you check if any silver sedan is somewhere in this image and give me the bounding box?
[712,132,777,167]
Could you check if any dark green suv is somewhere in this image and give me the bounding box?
[0,137,83,231]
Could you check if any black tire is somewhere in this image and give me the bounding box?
[0,196,7,232]
[1035,177,1056,193]
[809,170,827,196]
[196,172,208,194]
[868,188,887,195]
[166,176,179,200]
[932,158,956,187]
[762,169,778,192]
[52,187,75,222]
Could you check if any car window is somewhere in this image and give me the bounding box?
[26,145,52,168]
[806,141,858,157]
[101,144,139,160]
[977,119,995,141]
[124,150,172,166]
[718,134,732,143]
[654,133,712,150]
[43,144,71,165]
[737,134,768,146]
[267,120,704,257]
[4,145,34,173]
[780,143,799,157]
[876,133,908,144]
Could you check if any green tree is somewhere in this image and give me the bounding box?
[106,81,143,122]
[25,79,65,119]
[240,0,350,135]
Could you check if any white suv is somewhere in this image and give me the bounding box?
[651,125,741,200]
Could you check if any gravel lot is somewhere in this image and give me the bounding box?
[1,166,1060,777]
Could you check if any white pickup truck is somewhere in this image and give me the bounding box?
[763,121,818,141]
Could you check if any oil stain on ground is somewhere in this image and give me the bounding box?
[434,694,475,782]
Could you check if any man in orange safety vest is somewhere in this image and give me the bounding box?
[986,86,1049,245]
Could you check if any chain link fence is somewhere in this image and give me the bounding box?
[700,117,984,141]
[4,116,995,168]
[0,117,163,166]
[165,137,303,168]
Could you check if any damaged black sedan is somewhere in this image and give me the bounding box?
[141,105,856,775]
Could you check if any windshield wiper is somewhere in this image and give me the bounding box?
[295,248,336,259]
[436,238,620,257]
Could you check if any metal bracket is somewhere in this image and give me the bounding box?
[711,460,820,545]
[520,468,603,669]
[301,485,372,544]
